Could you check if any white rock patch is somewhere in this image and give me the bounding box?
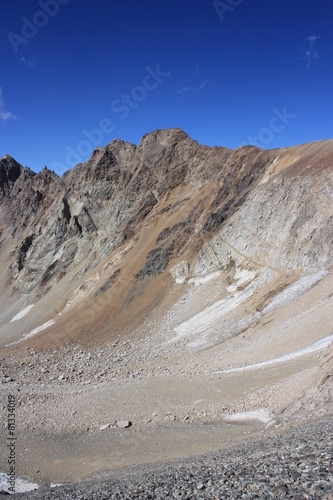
[169,285,254,343]
[262,271,326,314]
[213,334,333,374]
[170,261,190,284]
[227,269,256,293]
[22,319,56,340]
[6,319,56,346]
[188,271,222,286]
[224,409,271,423]
[0,472,38,494]
[9,305,34,323]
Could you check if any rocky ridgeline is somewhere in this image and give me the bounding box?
[0,129,228,295]
[22,418,333,499]
[1,130,332,301]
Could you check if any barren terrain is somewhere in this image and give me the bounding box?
[0,130,332,496]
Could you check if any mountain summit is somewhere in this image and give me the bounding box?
[1,130,332,306]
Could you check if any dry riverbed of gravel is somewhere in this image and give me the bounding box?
[18,418,333,499]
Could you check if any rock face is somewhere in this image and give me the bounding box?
[0,129,332,336]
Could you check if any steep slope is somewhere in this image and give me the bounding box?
[0,130,332,349]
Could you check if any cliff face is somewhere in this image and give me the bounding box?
[0,129,332,349]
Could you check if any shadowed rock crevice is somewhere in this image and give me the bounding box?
[62,198,71,224]
[136,222,192,280]
[17,234,34,271]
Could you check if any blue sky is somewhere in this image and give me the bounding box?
[1,0,332,175]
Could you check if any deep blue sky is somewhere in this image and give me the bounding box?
[1,0,332,174]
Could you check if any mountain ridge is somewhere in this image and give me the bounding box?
[0,129,332,345]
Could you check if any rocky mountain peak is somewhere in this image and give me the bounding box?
[0,154,24,196]
[137,127,190,149]
[0,130,332,308]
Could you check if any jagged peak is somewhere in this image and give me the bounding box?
[36,166,60,179]
[106,138,136,155]
[107,138,126,148]
[139,128,190,144]
[0,154,22,164]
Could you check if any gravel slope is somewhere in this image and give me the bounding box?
[20,418,333,499]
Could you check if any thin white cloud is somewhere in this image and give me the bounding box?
[305,34,320,70]
[20,54,36,68]
[0,87,16,123]
[177,86,196,94]
[308,34,320,44]
[178,80,208,94]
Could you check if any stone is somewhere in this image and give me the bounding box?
[99,423,111,431]
[116,420,132,429]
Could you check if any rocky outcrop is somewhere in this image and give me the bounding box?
[279,344,333,421]
[0,154,24,196]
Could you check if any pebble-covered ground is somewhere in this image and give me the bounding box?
[20,418,332,499]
